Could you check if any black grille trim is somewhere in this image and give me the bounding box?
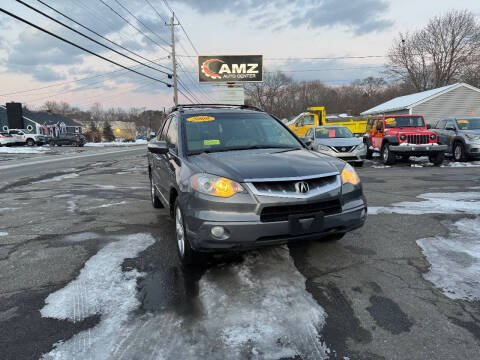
[260,199,342,223]
[406,134,429,144]
[333,145,355,152]
[252,175,337,194]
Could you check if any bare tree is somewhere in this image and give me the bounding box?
[387,10,480,91]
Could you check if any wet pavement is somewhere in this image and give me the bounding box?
[1,148,480,359]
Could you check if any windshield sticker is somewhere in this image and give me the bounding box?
[457,120,469,124]
[204,139,220,146]
[187,116,215,122]
[385,118,396,125]
[328,129,336,138]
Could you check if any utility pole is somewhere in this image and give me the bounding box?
[170,13,178,106]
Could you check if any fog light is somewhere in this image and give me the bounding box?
[211,226,225,239]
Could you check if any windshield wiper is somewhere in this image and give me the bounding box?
[188,145,300,155]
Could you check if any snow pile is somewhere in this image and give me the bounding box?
[41,244,328,360]
[443,161,480,167]
[0,146,49,154]
[0,231,7,236]
[417,218,480,301]
[369,192,480,215]
[85,140,147,147]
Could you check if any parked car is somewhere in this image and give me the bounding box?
[49,133,86,147]
[8,129,46,146]
[148,104,367,265]
[304,125,367,167]
[363,115,447,165]
[433,118,480,161]
[0,132,15,147]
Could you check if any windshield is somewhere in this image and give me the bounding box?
[184,112,302,154]
[385,116,425,128]
[456,118,480,130]
[315,127,353,138]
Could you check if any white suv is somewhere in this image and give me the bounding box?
[8,129,46,146]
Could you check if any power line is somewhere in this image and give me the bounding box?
[16,0,172,77]
[144,0,168,23]
[0,7,172,87]
[112,0,170,46]
[176,54,388,61]
[98,0,170,53]
[34,0,172,72]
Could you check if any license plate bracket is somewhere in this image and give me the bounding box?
[288,212,324,235]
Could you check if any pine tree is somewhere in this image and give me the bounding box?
[103,121,115,142]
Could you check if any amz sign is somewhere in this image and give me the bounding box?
[198,55,263,83]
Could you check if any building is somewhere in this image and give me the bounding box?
[360,83,480,124]
[0,103,82,136]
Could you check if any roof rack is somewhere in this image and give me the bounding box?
[168,104,264,113]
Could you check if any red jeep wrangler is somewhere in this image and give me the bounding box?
[364,115,447,165]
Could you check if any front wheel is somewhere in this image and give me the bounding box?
[453,142,466,162]
[175,203,198,266]
[26,139,35,146]
[429,152,445,166]
[381,144,396,165]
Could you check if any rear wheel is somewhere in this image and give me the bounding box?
[175,203,198,266]
[381,143,396,165]
[26,139,35,146]
[429,152,445,166]
[150,176,163,209]
[453,142,466,161]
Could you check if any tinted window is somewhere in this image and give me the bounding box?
[385,116,425,128]
[166,116,178,148]
[445,120,456,129]
[184,113,302,154]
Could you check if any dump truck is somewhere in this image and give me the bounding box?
[288,107,367,137]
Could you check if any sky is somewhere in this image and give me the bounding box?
[0,0,478,110]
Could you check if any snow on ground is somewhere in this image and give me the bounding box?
[84,140,147,147]
[369,192,480,215]
[442,161,480,167]
[417,218,480,301]
[41,240,328,360]
[0,231,7,236]
[0,146,49,154]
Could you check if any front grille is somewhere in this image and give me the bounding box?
[406,134,429,144]
[260,199,342,222]
[252,175,338,195]
[332,145,355,152]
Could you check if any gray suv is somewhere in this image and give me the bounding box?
[434,118,480,161]
[148,105,367,264]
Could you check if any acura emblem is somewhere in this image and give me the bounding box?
[295,181,309,194]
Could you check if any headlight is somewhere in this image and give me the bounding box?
[400,135,406,141]
[356,142,366,150]
[190,173,245,197]
[341,163,360,186]
[317,144,331,152]
[465,134,480,141]
[430,134,436,140]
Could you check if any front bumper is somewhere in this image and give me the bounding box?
[390,144,447,155]
[183,185,367,252]
[466,143,480,157]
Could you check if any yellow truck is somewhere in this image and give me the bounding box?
[288,106,367,137]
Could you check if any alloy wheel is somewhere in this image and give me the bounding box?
[454,145,462,161]
[175,207,185,257]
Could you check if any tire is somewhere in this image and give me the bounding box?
[150,176,163,209]
[453,142,466,162]
[174,203,198,266]
[429,152,445,166]
[49,141,55,147]
[381,143,396,165]
[26,139,35,147]
[366,149,373,160]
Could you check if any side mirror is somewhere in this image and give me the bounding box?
[148,141,168,154]
[303,138,313,147]
[426,124,432,129]
[445,126,456,131]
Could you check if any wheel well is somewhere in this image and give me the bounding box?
[169,188,178,218]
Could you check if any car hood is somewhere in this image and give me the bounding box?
[384,128,432,135]
[188,149,341,182]
[314,138,361,147]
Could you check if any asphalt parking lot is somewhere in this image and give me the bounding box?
[1,147,479,360]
